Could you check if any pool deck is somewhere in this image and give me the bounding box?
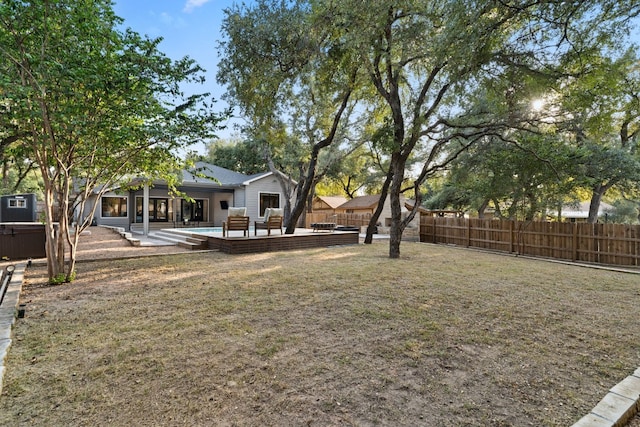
[164,227,362,254]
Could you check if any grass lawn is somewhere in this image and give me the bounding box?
[0,241,638,426]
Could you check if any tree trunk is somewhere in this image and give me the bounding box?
[265,150,298,231]
[364,169,393,244]
[286,166,313,234]
[388,156,406,259]
[42,185,62,279]
[525,191,537,221]
[67,222,81,282]
[587,184,608,223]
[477,199,489,218]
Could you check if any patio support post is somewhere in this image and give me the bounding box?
[143,184,149,236]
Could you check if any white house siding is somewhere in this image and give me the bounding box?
[243,175,285,220]
[232,188,247,211]
[211,192,234,227]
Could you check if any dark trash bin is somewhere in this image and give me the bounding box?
[0,223,46,260]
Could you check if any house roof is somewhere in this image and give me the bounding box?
[316,196,348,209]
[560,201,614,219]
[114,161,285,191]
[243,171,273,185]
[339,194,381,209]
[404,199,431,214]
[183,161,255,187]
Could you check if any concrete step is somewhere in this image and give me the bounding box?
[151,230,208,250]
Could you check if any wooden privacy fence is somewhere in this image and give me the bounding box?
[305,212,372,228]
[420,216,640,267]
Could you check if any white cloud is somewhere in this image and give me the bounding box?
[183,0,212,13]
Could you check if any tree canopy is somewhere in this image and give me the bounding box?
[218,0,640,257]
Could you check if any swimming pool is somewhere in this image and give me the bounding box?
[176,226,256,235]
[181,227,223,234]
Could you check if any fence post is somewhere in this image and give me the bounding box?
[572,222,578,262]
[509,220,514,253]
[466,219,471,248]
[433,217,437,244]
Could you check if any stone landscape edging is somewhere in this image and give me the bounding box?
[0,262,26,396]
[571,369,640,426]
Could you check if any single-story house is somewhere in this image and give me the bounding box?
[334,194,418,228]
[311,196,347,214]
[335,194,381,215]
[85,161,289,232]
[555,201,615,222]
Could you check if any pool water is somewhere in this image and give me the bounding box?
[178,226,256,235]
[181,227,223,233]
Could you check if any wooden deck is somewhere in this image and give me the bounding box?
[168,228,360,255]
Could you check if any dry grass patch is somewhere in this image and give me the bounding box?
[1,242,639,426]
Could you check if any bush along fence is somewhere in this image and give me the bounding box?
[420,216,640,267]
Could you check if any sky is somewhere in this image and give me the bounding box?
[112,0,246,151]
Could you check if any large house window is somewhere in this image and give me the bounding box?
[136,197,168,222]
[101,196,128,217]
[259,192,280,216]
[181,199,205,222]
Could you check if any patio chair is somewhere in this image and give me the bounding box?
[222,207,250,237]
[254,208,284,236]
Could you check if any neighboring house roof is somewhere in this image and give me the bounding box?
[560,201,614,219]
[404,199,426,213]
[339,194,381,210]
[316,196,348,209]
[404,199,463,215]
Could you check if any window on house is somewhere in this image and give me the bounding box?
[8,199,27,208]
[181,199,205,222]
[259,193,280,216]
[101,197,128,217]
[135,197,169,222]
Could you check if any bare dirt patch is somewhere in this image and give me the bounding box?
[0,234,639,426]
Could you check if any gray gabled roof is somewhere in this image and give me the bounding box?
[243,171,273,185]
[182,161,262,187]
[112,161,276,190]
